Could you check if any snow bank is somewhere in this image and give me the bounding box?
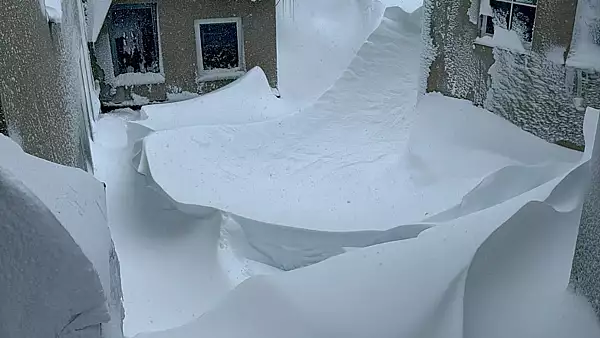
[0,136,124,338]
[137,109,600,338]
[130,67,284,138]
[277,0,386,106]
[136,7,583,270]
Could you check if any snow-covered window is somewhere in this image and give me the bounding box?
[194,18,245,79]
[108,3,161,76]
[480,0,537,44]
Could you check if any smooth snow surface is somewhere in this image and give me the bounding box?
[567,0,600,72]
[87,0,113,42]
[137,108,600,338]
[131,68,285,138]
[93,114,278,337]
[45,0,62,22]
[276,0,386,107]
[0,135,123,338]
[137,7,582,269]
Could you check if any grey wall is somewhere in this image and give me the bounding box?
[95,0,277,104]
[0,0,91,169]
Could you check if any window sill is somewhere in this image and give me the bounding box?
[473,36,531,56]
[197,70,246,82]
[113,73,165,87]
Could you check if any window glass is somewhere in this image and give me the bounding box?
[512,4,536,43]
[110,5,160,76]
[199,22,240,70]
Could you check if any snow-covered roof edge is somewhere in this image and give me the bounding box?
[87,0,112,42]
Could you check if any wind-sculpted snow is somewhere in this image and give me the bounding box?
[0,136,124,338]
[137,107,600,338]
[135,7,584,270]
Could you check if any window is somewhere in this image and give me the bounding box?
[108,4,160,76]
[194,18,244,78]
[480,0,537,44]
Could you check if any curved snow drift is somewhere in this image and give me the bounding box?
[0,136,124,338]
[135,7,584,270]
[138,107,600,338]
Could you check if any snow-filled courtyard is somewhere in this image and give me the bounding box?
[11,0,595,337]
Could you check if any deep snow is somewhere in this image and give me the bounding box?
[89,0,600,336]
[0,135,123,338]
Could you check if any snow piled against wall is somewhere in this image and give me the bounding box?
[0,135,124,338]
[567,0,600,72]
[485,48,584,145]
[45,0,62,22]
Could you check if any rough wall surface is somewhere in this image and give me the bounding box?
[0,0,88,168]
[426,0,587,145]
[94,0,277,104]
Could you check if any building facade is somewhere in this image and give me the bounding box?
[424,0,600,148]
[0,0,97,171]
[90,0,278,106]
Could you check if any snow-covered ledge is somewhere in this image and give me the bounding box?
[114,73,166,87]
[474,27,530,55]
[45,0,62,23]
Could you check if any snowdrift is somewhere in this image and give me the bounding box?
[135,7,582,270]
[0,136,123,338]
[137,106,600,338]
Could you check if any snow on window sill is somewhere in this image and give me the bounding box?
[474,35,530,56]
[197,70,246,82]
[114,73,165,87]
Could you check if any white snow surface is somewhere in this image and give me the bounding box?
[137,107,600,338]
[114,73,165,87]
[136,7,582,269]
[87,0,113,42]
[45,0,62,23]
[0,135,123,338]
[131,67,285,139]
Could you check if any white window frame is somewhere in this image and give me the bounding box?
[480,0,537,42]
[194,17,245,81]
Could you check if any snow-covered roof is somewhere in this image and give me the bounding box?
[566,0,600,72]
[87,0,112,42]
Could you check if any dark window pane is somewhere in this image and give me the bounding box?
[485,16,494,35]
[512,4,536,43]
[199,22,239,70]
[490,0,511,30]
[110,5,160,76]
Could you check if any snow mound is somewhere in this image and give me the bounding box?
[130,67,283,139]
[0,136,124,338]
[137,107,600,338]
[135,7,582,269]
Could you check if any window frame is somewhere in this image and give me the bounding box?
[108,2,162,77]
[194,17,245,80]
[479,0,537,44]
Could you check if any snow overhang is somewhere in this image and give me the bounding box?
[87,0,113,42]
[45,0,62,23]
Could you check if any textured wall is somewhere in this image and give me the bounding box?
[0,0,89,169]
[426,0,588,146]
[95,0,277,103]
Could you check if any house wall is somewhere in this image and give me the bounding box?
[95,0,277,105]
[425,0,598,147]
[0,0,92,169]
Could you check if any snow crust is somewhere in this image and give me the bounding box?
[137,108,600,338]
[0,135,123,337]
